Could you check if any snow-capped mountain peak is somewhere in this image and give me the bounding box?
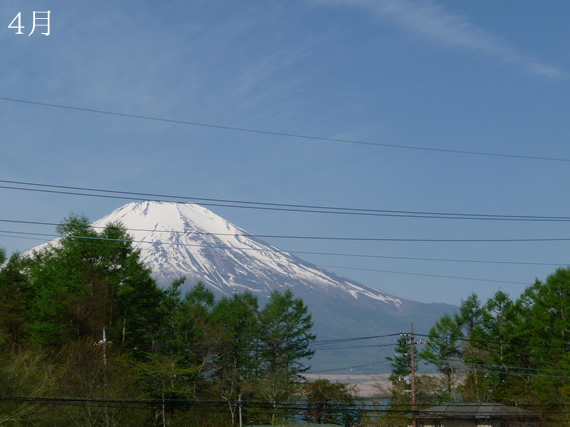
[92,201,402,307]
[29,200,457,370]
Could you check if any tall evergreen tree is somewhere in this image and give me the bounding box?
[211,291,260,381]
[386,334,416,383]
[256,289,315,423]
[303,379,362,425]
[419,313,462,400]
[0,253,31,354]
[211,292,260,425]
[258,289,315,379]
[383,333,422,425]
[476,290,523,403]
[25,214,164,353]
[453,292,485,401]
[522,268,570,420]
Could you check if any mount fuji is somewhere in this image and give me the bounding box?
[46,201,456,370]
[93,201,403,307]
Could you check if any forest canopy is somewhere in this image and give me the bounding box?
[382,268,570,425]
[2,214,570,425]
[0,215,322,426]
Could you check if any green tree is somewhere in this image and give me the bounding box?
[525,269,570,365]
[455,292,484,336]
[211,292,260,425]
[453,292,484,401]
[419,313,462,400]
[387,334,418,383]
[258,289,315,378]
[24,215,165,353]
[303,379,362,425]
[422,269,570,421]
[172,282,224,398]
[255,289,316,424]
[0,253,31,354]
[383,333,419,424]
[158,277,186,355]
[211,291,260,376]
[520,269,570,422]
[475,290,523,403]
[136,353,202,427]
[55,338,145,427]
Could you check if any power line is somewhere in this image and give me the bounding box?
[314,343,398,351]
[0,236,534,286]
[3,218,570,243]
[1,394,566,414]
[2,96,569,163]
[2,228,531,286]
[320,265,530,285]
[415,333,570,350]
[6,230,566,266]
[308,360,390,374]
[313,333,401,345]
[3,179,570,221]
[421,356,570,376]
[450,364,570,381]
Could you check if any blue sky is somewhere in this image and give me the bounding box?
[2,0,570,306]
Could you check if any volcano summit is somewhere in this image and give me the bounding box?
[94,201,451,329]
[34,201,454,370]
[93,201,402,307]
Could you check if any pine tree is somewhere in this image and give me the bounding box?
[303,379,362,425]
[387,334,417,383]
[256,289,315,423]
[454,292,484,401]
[0,253,31,354]
[258,289,315,379]
[25,214,165,353]
[383,334,420,425]
[211,292,260,425]
[419,313,462,400]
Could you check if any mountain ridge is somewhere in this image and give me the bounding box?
[33,200,456,371]
[92,201,404,310]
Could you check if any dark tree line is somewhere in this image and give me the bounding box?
[381,268,570,425]
[0,215,338,426]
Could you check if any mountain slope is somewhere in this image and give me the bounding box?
[40,200,454,371]
[92,201,403,309]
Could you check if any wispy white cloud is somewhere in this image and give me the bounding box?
[312,0,568,79]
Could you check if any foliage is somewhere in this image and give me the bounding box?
[7,217,570,423]
[0,350,57,425]
[372,375,438,426]
[0,253,31,353]
[258,289,316,379]
[386,334,417,383]
[21,215,164,352]
[419,313,462,400]
[382,333,421,425]
[0,217,319,426]
[303,379,363,425]
[252,289,316,424]
[421,268,570,423]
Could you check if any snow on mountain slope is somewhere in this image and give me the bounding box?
[92,201,402,309]
[30,200,456,370]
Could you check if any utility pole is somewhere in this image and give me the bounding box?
[410,323,416,427]
[95,328,110,427]
[103,327,110,427]
[238,395,243,427]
